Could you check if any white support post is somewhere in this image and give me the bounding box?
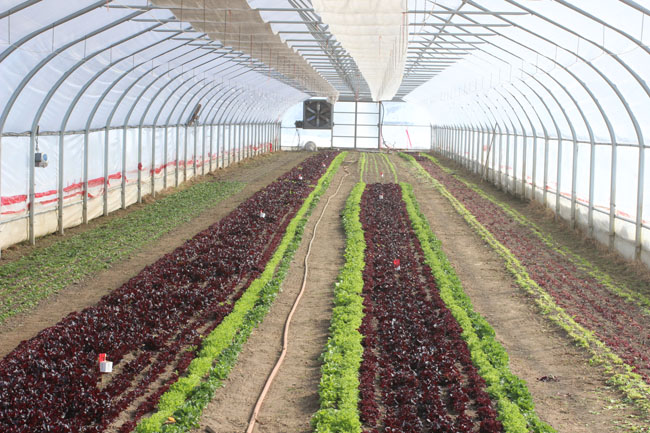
[104,126,110,214]
[137,126,142,204]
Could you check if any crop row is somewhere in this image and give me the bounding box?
[357,183,502,432]
[401,152,650,415]
[312,181,366,432]
[400,182,553,433]
[138,151,347,433]
[0,180,244,324]
[0,151,340,433]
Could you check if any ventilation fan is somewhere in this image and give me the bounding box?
[303,100,332,130]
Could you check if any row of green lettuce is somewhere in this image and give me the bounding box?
[0,179,244,324]
[135,152,347,433]
[400,152,650,417]
[419,152,650,316]
[311,150,553,432]
[311,181,367,433]
[401,182,554,433]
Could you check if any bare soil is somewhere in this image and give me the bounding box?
[197,153,358,433]
[0,151,310,359]
[392,153,645,432]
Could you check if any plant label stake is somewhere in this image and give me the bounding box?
[379,193,384,200]
[259,210,266,219]
[380,171,384,178]
[393,258,400,271]
[98,353,113,373]
[298,174,303,181]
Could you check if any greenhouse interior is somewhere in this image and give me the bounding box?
[1,1,650,432]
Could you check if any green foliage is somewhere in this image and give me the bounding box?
[381,153,398,183]
[135,152,347,433]
[400,152,650,417]
[400,182,554,433]
[358,153,367,182]
[0,181,244,323]
[311,181,366,433]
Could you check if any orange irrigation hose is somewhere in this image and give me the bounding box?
[245,165,350,433]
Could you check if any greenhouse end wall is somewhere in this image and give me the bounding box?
[0,122,280,255]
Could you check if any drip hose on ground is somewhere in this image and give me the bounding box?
[245,163,351,433]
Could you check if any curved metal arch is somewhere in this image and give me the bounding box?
[501,85,537,199]
[140,54,228,128]
[31,21,163,136]
[477,93,511,189]
[85,36,207,131]
[505,0,646,253]
[510,80,552,200]
[0,0,108,64]
[475,0,646,247]
[0,9,143,134]
[462,101,492,168]
[209,89,247,166]
[492,88,528,192]
[482,90,519,189]
[148,81,228,191]
[60,30,185,132]
[473,96,504,183]
[441,1,621,239]
[123,48,229,130]
[218,92,250,166]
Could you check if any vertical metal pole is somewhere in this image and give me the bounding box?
[279,123,283,151]
[122,126,127,209]
[570,137,578,229]
[635,144,645,258]
[498,131,504,188]
[175,125,180,187]
[193,123,198,178]
[505,130,511,193]
[330,121,334,148]
[521,135,527,200]
[354,100,358,149]
[588,135,596,235]
[29,132,36,243]
[227,123,232,166]
[209,124,214,172]
[556,138,563,218]
[151,127,156,197]
[377,103,382,150]
[104,127,109,214]
[543,135,549,207]
[137,126,142,203]
[0,136,2,256]
[183,125,188,182]
[202,124,207,174]
[58,133,64,235]
[477,126,480,173]
[239,123,242,159]
[609,139,617,248]
[163,125,168,189]
[532,132,538,201]
[513,133,518,195]
[83,129,89,223]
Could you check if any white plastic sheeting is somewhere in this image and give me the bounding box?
[152,0,339,102]
[403,0,650,265]
[0,122,279,250]
[311,0,408,101]
[0,0,312,134]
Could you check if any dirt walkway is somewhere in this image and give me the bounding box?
[197,153,359,433]
[0,151,310,359]
[391,154,643,433]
